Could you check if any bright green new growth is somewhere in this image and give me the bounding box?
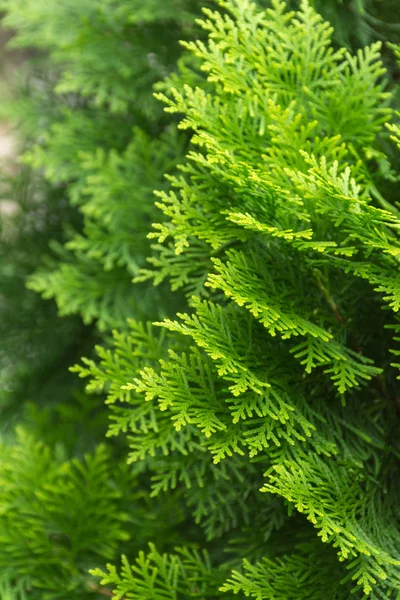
[0,0,399,598]
[78,1,400,598]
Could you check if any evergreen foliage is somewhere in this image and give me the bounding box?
[0,0,203,331]
[77,1,400,598]
[0,429,129,597]
[0,0,399,599]
[0,0,206,597]
[0,166,90,418]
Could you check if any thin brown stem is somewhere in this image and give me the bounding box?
[86,581,114,598]
[312,270,344,325]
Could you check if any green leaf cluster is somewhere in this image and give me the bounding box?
[79,1,400,598]
[0,0,399,599]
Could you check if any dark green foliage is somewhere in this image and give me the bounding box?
[0,430,129,597]
[0,428,198,599]
[0,166,93,422]
[314,0,400,50]
[0,0,207,596]
[0,0,205,331]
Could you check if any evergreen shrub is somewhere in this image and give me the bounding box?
[80,1,400,597]
[0,0,399,598]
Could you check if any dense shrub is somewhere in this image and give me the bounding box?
[0,0,399,598]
